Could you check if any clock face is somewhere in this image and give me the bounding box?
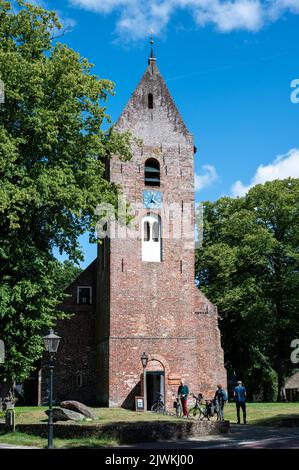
[143,190,162,209]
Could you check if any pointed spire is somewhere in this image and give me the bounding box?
[148,34,157,65]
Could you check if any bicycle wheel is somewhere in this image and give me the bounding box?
[157,402,166,414]
[151,402,158,413]
[187,407,201,420]
[199,408,207,420]
[209,406,218,421]
[151,401,165,413]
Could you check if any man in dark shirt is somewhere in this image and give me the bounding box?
[177,380,189,417]
[234,381,247,424]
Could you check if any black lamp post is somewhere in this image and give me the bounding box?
[140,352,148,412]
[43,329,61,449]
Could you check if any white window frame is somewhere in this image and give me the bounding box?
[142,213,162,262]
[77,286,92,305]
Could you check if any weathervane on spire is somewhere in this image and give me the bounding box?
[148,31,156,64]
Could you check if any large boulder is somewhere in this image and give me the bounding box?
[45,407,85,422]
[60,400,97,420]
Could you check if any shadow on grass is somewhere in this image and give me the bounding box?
[0,418,225,448]
[59,443,116,449]
[251,413,299,427]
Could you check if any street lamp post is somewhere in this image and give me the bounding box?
[43,329,61,449]
[140,352,148,412]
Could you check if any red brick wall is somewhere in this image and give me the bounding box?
[40,261,98,405]
[95,239,110,405]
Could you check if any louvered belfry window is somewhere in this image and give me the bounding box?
[145,158,160,186]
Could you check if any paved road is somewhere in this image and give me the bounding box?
[121,424,299,449]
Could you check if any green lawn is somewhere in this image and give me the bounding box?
[0,431,117,448]
[12,402,299,426]
[12,405,185,425]
[0,402,298,448]
[224,402,299,425]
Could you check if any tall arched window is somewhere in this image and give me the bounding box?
[142,213,162,262]
[148,93,153,109]
[145,158,160,186]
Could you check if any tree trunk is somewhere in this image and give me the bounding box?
[277,369,286,402]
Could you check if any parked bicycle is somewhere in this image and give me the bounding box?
[201,399,217,421]
[188,393,217,421]
[150,392,166,414]
[187,393,204,420]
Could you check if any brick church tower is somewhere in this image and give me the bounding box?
[95,44,226,409]
[34,43,226,408]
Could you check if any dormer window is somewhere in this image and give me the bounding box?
[148,93,153,109]
[77,287,92,305]
[145,158,160,186]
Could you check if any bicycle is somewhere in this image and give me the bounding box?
[201,399,217,421]
[150,393,166,414]
[188,394,217,421]
[187,393,205,420]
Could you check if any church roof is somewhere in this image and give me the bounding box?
[115,41,193,146]
[286,371,299,389]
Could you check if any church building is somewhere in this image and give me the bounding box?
[36,44,226,409]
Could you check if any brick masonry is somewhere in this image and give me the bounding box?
[40,261,98,405]
[39,54,226,408]
[96,56,226,408]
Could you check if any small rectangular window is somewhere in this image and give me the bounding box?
[76,372,83,388]
[77,287,92,305]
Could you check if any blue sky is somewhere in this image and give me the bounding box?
[44,0,299,267]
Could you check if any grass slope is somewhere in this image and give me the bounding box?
[0,402,298,448]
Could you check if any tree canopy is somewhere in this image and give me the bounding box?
[0,0,131,381]
[196,178,299,401]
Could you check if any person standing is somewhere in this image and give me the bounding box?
[177,380,189,417]
[214,384,228,421]
[234,380,247,424]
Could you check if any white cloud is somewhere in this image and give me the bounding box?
[195,164,218,191]
[194,0,264,32]
[270,0,299,17]
[69,0,299,40]
[231,148,299,197]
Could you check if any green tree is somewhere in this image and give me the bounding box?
[53,260,83,293]
[196,179,299,401]
[0,1,131,382]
